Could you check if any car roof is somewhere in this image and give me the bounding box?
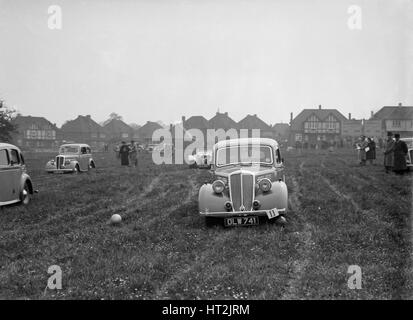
[60,143,90,148]
[214,138,279,150]
[0,143,21,152]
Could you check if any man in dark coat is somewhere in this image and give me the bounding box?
[366,137,376,165]
[393,133,408,175]
[384,132,395,173]
[119,141,130,166]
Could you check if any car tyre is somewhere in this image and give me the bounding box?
[89,161,96,170]
[20,182,31,205]
[74,164,80,174]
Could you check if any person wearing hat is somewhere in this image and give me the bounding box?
[357,135,368,166]
[384,132,395,173]
[119,141,130,166]
[129,140,138,168]
[393,133,408,175]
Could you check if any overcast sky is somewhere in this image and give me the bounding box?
[0,0,411,127]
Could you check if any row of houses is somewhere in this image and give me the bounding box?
[11,115,165,150]
[290,103,413,147]
[9,103,413,150]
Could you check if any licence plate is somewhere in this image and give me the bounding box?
[266,208,280,220]
[224,216,259,227]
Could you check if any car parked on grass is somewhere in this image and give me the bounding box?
[188,150,212,169]
[0,143,33,206]
[45,143,95,173]
[198,138,288,227]
[404,137,413,169]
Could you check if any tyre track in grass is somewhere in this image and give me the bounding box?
[320,158,362,213]
[152,171,240,299]
[141,172,198,227]
[320,154,413,298]
[282,160,313,300]
[75,172,165,225]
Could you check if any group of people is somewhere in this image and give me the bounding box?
[356,136,377,165]
[115,141,139,167]
[383,132,409,175]
[357,132,409,175]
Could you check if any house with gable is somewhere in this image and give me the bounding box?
[289,105,347,148]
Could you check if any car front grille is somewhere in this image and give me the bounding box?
[229,172,254,211]
[56,156,64,169]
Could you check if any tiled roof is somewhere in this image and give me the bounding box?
[184,116,209,130]
[372,106,413,120]
[12,115,59,130]
[138,121,163,139]
[61,115,104,133]
[291,108,347,131]
[103,119,132,133]
[209,112,238,129]
[238,114,271,130]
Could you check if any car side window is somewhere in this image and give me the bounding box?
[81,147,87,154]
[86,147,91,154]
[276,149,282,164]
[20,153,25,165]
[10,149,20,165]
[0,149,10,166]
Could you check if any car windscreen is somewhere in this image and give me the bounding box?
[216,145,273,167]
[59,146,79,154]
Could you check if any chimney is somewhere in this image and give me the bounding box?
[318,105,322,110]
[225,112,228,116]
[170,123,173,132]
[86,115,91,119]
[181,116,186,126]
[254,114,257,117]
[398,102,402,107]
[290,112,293,123]
[348,113,351,120]
[371,111,374,118]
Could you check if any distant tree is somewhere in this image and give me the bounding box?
[103,112,123,126]
[0,100,18,142]
[129,123,141,130]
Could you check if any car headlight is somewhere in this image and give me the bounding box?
[256,173,274,183]
[216,176,228,185]
[64,160,71,165]
[212,180,225,194]
[50,160,55,165]
[258,178,272,192]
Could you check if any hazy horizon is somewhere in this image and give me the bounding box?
[0,0,412,127]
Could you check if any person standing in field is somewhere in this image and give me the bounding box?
[393,133,408,175]
[357,136,368,166]
[119,141,130,166]
[366,137,376,165]
[384,132,395,173]
[129,140,138,168]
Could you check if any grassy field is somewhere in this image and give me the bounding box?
[0,148,412,299]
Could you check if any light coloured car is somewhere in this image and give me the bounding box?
[45,144,95,173]
[188,150,212,169]
[198,138,288,227]
[404,137,413,168]
[0,143,33,206]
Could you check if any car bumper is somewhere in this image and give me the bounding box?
[199,208,286,217]
[45,168,76,173]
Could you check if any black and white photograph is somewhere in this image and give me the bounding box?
[0,0,412,305]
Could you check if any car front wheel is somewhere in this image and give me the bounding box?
[74,164,80,174]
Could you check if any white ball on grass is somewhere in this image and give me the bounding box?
[110,214,122,225]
